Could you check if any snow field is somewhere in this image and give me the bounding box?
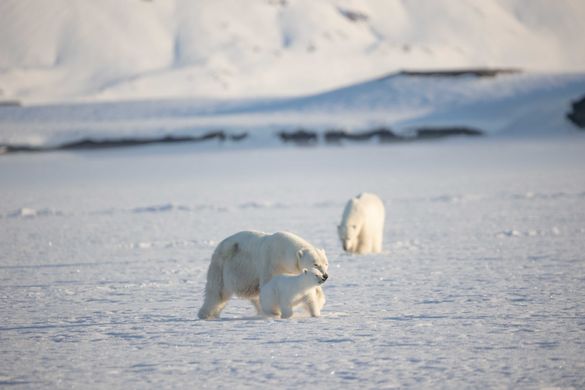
[1,137,584,388]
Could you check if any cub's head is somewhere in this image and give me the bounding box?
[302,268,327,285]
[297,247,329,281]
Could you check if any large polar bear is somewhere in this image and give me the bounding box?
[338,192,385,254]
[260,268,327,319]
[198,231,329,319]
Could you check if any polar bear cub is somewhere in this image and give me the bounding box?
[338,192,385,254]
[260,269,327,319]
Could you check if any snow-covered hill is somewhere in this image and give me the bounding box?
[1,0,585,104]
[1,71,584,150]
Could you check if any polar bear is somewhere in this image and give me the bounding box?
[338,192,385,254]
[260,269,327,319]
[198,231,329,319]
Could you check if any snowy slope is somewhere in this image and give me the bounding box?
[1,71,584,149]
[1,0,585,103]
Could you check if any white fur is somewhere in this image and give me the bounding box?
[338,192,385,254]
[198,230,329,319]
[260,269,326,319]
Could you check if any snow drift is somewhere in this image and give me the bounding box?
[1,0,585,104]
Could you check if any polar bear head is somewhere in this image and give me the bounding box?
[302,268,328,285]
[338,198,364,252]
[297,247,329,281]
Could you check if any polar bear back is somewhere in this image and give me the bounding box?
[259,231,326,274]
[342,192,384,223]
[214,230,328,297]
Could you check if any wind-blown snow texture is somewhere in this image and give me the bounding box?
[1,0,585,103]
[1,137,585,388]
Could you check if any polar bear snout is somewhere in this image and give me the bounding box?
[315,272,327,284]
[313,265,328,281]
[309,268,328,283]
[342,238,356,252]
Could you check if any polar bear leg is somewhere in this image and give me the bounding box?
[356,239,371,254]
[355,229,373,254]
[250,297,262,314]
[198,252,233,319]
[261,301,281,317]
[373,231,383,253]
[314,286,326,309]
[267,305,281,317]
[281,305,294,319]
[198,290,231,319]
[260,292,280,317]
[303,287,324,317]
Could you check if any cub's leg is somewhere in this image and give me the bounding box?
[280,305,294,319]
[303,287,325,317]
[260,291,281,317]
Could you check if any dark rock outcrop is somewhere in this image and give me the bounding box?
[415,127,483,139]
[324,128,399,143]
[0,100,21,107]
[399,69,520,78]
[0,131,248,154]
[278,130,318,145]
[567,95,585,129]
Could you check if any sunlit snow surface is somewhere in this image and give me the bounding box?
[1,137,585,388]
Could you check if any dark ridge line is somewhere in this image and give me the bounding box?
[414,127,483,139]
[278,130,318,145]
[280,126,483,145]
[0,131,249,154]
[1,127,484,154]
[567,95,585,129]
[0,100,21,107]
[324,128,399,143]
[398,68,521,78]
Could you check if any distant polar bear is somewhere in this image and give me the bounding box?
[338,192,385,254]
[198,231,329,320]
[260,269,327,319]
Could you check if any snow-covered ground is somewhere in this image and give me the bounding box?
[1,136,584,388]
[1,1,585,387]
[2,0,585,104]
